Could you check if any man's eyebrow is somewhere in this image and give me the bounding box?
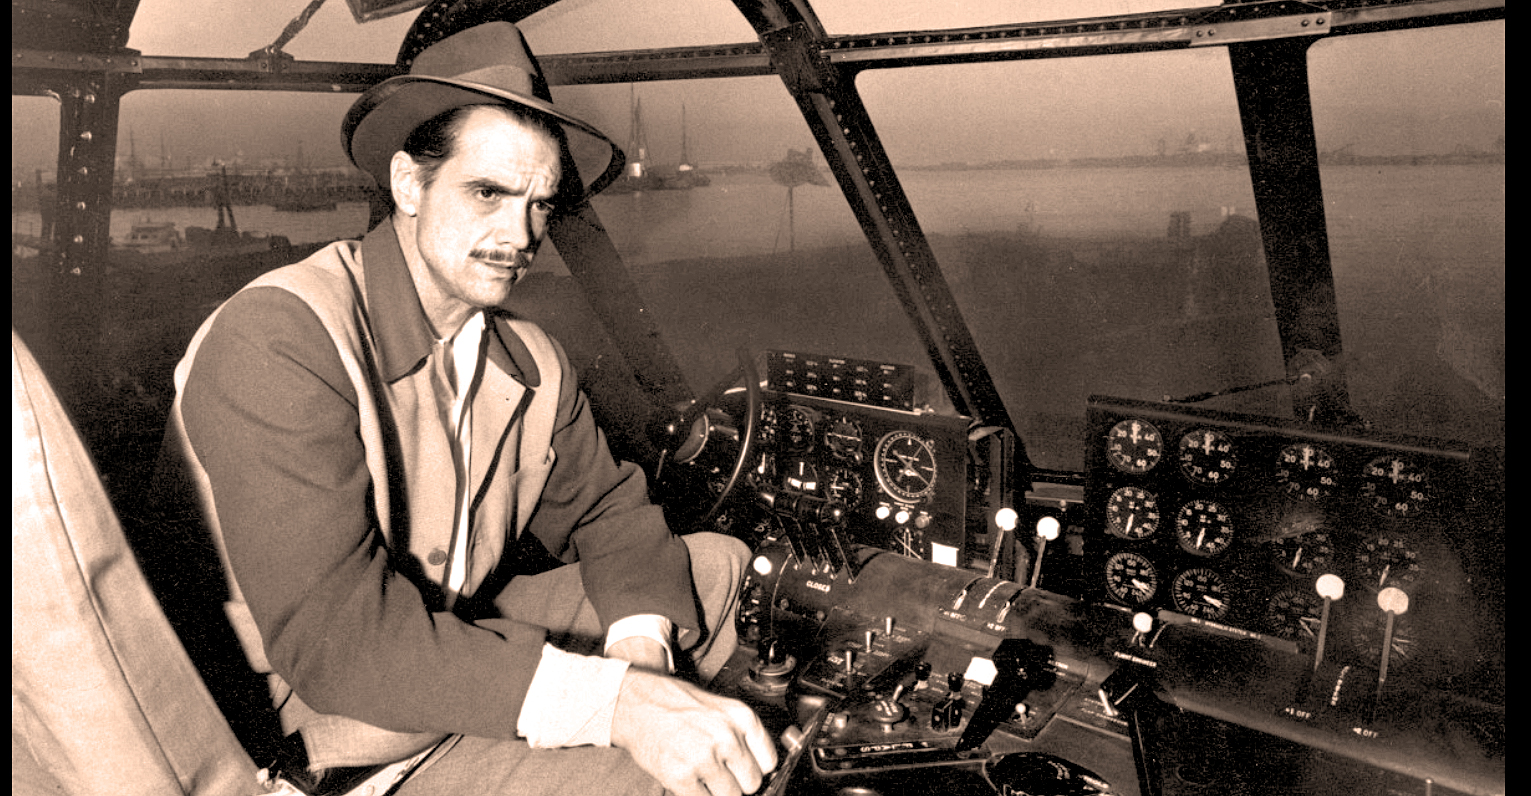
[463,174,558,198]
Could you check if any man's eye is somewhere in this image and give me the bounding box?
[531,199,556,214]
[476,187,501,200]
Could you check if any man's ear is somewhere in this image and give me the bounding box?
[390,151,422,217]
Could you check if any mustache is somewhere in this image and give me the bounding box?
[470,248,533,267]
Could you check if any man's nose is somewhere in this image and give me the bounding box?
[494,200,540,250]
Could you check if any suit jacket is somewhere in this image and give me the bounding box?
[159,219,696,765]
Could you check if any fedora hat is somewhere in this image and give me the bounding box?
[343,22,624,200]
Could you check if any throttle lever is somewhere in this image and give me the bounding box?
[956,638,1055,751]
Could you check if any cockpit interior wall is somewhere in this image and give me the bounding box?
[12,0,1503,794]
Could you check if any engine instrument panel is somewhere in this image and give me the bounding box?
[1084,395,1499,688]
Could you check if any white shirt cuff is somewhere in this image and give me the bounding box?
[516,644,630,748]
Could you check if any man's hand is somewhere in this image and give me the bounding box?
[611,668,778,796]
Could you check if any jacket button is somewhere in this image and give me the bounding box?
[427,548,447,565]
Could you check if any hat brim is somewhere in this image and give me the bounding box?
[344,75,625,201]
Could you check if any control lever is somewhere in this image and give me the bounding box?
[956,638,1054,751]
[1029,515,1061,589]
[1097,660,1167,796]
[1367,586,1410,725]
[760,699,834,796]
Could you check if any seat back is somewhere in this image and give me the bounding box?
[11,329,261,796]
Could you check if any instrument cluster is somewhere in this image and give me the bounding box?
[744,391,969,563]
[1084,396,1484,682]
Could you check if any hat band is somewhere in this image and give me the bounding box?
[449,65,540,101]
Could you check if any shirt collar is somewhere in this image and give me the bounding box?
[359,219,541,388]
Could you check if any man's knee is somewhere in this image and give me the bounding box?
[681,532,750,598]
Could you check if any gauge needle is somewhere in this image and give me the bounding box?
[1301,446,1313,469]
[1202,432,1214,454]
[1130,422,1142,444]
[1203,595,1225,609]
[1195,530,1206,549]
[1378,564,1391,589]
[1291,547,1304,569]
[1131,579,1151,597]
[1124,514,1136,536]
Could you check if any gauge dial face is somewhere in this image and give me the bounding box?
[1106,486,1160,539]
[1357,533,1422,590]
[1175,500,1235,557]
[1354,613,1418,664]
[1272,530,1335,577]
[1274,444,1338,501]
[824,417,865,463]
[781,406,817,453]
[873,430,939,503]
[1178,428,1238,485]
[1106,419,1164,475]
[1265,586,1323,641]
[1360,455,1430,517]
[1105,552,1160,606]
[1172,568,1231,620]
[825,468,863,507]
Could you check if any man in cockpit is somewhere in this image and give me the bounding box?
[158,21,775,796]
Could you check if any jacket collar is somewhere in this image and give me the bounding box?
[360,218,541,388]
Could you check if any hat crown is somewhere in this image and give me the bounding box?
[408,22,552,103]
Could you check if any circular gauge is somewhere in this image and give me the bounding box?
[1360,455,1430,517]
[825,468,863,507]
[1265,586,1323,641]
[824,417,865,464]
[1356,533,1423,590]
[1271,530,1335,577]
[873,430,939,503]
[1178,428,1238,485]
[1172,568,1231,621]
[1106,486,1160,540]
[1354,613,1418,665]
[782,459,820,494]
[1106,419,1164,475]
[1274,443,1338,501]
[781,406,817,453]
[1104,551,1160,607]
[1175,500,1235,557]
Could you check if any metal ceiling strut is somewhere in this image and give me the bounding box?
[731,0,1025,457]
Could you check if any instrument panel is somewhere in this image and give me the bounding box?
[743,390,970,564]
[1084,395,1494,687]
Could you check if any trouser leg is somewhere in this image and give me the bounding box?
[674,532,750,683]
[394,533,749,795]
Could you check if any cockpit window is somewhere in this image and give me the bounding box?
[127,0,413,61]
[1308,21,1504,449]
[859,48,1280,471]
[526,77,931,397]
[13,94,60,344]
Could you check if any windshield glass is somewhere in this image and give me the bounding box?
[523,77,931,396]
[860,48,1278,471]
[1308,22,1505,449]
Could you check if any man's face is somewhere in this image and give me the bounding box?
[394,106,562,331]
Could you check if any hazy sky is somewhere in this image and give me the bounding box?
[11,0,1504,175]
